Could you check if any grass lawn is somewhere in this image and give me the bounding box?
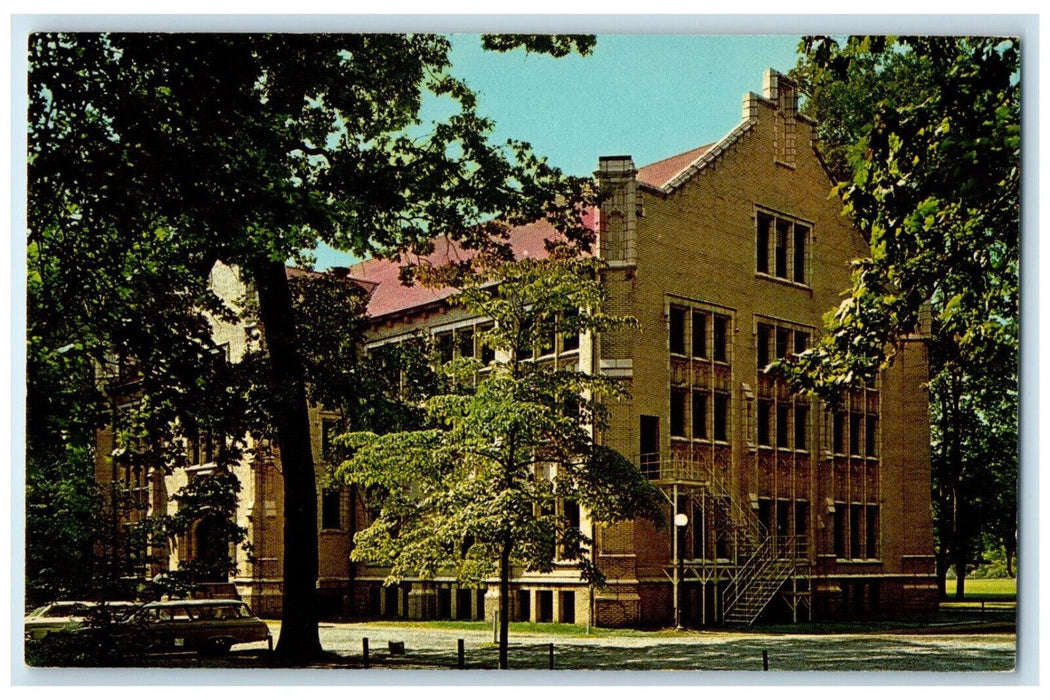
[944,577,1016,600]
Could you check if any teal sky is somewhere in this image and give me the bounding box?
[314,34,802,270]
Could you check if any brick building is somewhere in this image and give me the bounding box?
[102,69,938,626]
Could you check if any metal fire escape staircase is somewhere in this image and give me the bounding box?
[645,454,810,627]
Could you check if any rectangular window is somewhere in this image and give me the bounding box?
[756,210,810,285]
[691,311,707,358]
[776,404,790,448]
[670,389,687,438]
[561,309,580,352]
[516,318,534,361]
[776,500,790,538]
[713,393,729,441]
[833,412,845,454]
[850,504,862,559]
[757,324,771,370]
[692,392,708,439]
[775,327,791,359]
[793,225,809,283]
[435,331,454,365]
[850,413,862,456]
[669,306,686,355]
[713,315,729,362]
[794,405,808,450]
[322,418,339,461]
[865,416,878,456]
[640,415,660,469]
[478,323,496,365]
[866,505,879,559]
[775,219,790,278]
[794,501,809,549]
[564,499,581,531]
[794,330,809,355]
[756,211,772,274]
[833,503,846,558]
[758,498,773,533]
[537,323,556,357]
[321,488,342,530]
[457,327,475,359]
[757,400,771,446]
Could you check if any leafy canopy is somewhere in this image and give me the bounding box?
[781,36,1019,403]
[335,255,660,586]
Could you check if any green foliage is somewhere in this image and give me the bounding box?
[28,32,599,658]
[782,36,1019,596]
[337,256,659,588]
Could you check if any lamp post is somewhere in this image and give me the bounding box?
[673,506,688,630]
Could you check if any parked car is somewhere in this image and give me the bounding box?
[25,601,138,640]
[121,599,272,655]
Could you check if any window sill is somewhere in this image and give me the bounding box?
[754,272,812,291]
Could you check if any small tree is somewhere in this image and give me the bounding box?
[335,255,660,669]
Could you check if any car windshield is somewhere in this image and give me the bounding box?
[40,603,88,617]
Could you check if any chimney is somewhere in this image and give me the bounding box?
[763,69,799,166]
[595,156,638,266]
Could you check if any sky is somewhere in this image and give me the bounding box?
[313,34,802,270]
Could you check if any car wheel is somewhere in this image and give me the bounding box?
[203,638,232,656]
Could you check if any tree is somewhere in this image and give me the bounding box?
[781,36,1019,597]
[335,255,660,669]
[28,33,597,659]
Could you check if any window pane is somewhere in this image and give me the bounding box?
[691,311,707,358]
[478,324,496,365]
[516,318,533,360]
[775,327,791,359]
[756,212,772,273]
[794,224,809,283]
[713,315,728,362]
[850,413,862,456]
[670,390,687,437]
[713,393,729,441]
[457,327,475,359]
[794,330,809,354]
[775,219,790,278]
[866,416,878,456]
[866,505,879,559]
[833,504,846,558]
[757,400,771,446]
[322,488,341,529]
[794,405,808,450]
[692,392,708,439]
[561,309,580,352]
[435,332,454,364]
[776,404,790,447]
[850,504,862,558]
[757,324,771,369]
[833,412,845,454]
[669,306,686,355]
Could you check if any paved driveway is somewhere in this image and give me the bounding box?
[237,621,1016,672]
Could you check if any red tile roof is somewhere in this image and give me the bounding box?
[635,143,714,190]
[345,210,597,319]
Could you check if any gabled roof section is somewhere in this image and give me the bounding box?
[635,143,714,190]
[346,210,598,319]
[636,117,758,195]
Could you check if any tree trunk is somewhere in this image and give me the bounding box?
[498,538,511,670]
[252,260,323,660]
[953,544,968,601]
[1004,530,1016,578]
[935,548,950,600]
